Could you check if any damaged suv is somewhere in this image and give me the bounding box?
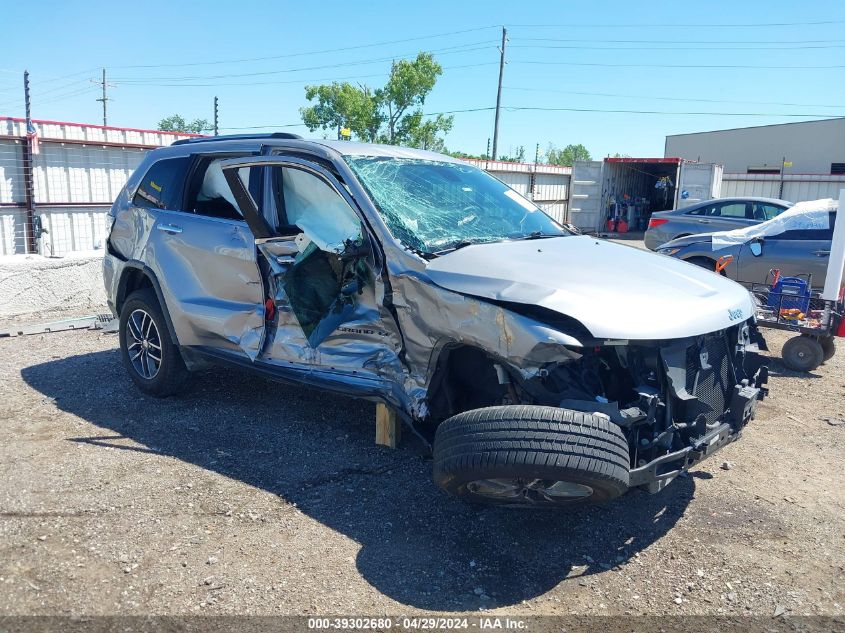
[104,134,768,507]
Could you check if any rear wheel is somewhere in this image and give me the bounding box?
[432,405,630,507]
[820,336,836,362]
[119,289,190,396]
[782,335,824,372]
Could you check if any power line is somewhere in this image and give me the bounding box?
[417,106,845,118]
[513,37,845,44]
[502,86,845,109]
[109,62,498,88]
[503,106,844,117]
[111,26,500,69]
[204,101,845,131]
[110,43,495,83]
[507,19,845,28]
[509,42,845,51]
[510,60,845,69]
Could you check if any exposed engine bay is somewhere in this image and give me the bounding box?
[426,321,768,492]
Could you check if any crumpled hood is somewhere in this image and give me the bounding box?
[426,235,754,341]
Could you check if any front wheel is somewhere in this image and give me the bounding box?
[432,405,630,507]
[119,289,190,396]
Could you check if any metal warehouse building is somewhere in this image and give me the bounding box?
[665,117,845,175]
[0,118,572,256]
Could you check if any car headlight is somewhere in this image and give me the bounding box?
[659,248,681,256]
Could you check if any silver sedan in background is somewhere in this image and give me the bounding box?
[644,197,792,250]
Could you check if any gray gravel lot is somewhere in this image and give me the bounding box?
[1,326,844,617]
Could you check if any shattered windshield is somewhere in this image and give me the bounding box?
[344,156,569,254]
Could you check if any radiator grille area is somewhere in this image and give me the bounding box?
[685,335,731,426]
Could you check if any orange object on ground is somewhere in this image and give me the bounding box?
[616,219,629,233]
[715,254,733,273]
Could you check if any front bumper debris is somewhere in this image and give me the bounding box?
[630,364,767,493]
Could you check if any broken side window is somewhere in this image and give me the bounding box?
[261,166,370,345]
[277,167,363,253]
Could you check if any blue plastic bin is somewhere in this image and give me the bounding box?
[767,276,811,313]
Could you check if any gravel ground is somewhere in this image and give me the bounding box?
[1,325,844,618]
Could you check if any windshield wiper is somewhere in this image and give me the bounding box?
[513,231,560,241]
[433,240,476,255]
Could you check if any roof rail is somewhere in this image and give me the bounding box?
[171,132,303,146]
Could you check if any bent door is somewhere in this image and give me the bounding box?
[138,154,266,359]
[222,157,404,378]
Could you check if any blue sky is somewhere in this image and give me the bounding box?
[1,0,844,159]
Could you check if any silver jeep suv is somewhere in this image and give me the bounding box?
[104,134,768,507]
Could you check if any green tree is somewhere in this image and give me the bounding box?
[300,52,452,148]
[546,143,592,166]
[301,83,382,141]
[397,112,453,151]
[157,114,210,134]
[446,150,487,160]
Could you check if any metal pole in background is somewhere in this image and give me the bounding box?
[23,71,36,253]
[95,68,110,126]
[779,156,786,199]
[214,96,219,136]
[491,26,507,161]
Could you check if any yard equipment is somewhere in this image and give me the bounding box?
[751,273,843,372]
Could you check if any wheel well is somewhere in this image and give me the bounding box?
[426,346,509,426]
[685,256,727,276]
[117,268,154,313]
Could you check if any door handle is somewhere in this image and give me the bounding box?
[698,219,711,224]
[156,223,183,235]
[813,250,830,257]
[276,256,296,266]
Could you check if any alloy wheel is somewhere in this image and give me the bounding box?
[126,309,162,379]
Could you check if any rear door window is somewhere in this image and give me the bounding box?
[753,203,786,221]
[185,156,259,220]
[713,202,750,218]
[133,157,191,210]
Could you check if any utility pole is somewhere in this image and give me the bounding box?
[491,26,507,161]
[95,68,112,126]
[486,137,491,161]
[214,96,219,136]
[23,71,37,253]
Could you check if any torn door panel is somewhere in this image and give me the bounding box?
[258,237,404,376]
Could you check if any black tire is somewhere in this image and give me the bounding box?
[432,405,630,506]
[119,288,190,397]
[781,335,824,372]
[820,336,836,363]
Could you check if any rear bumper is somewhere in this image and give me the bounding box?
[643,229,671,250]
